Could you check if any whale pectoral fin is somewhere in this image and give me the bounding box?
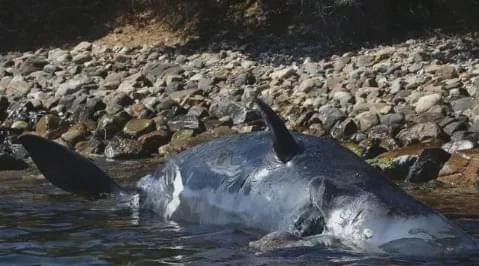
[255,98,302,163]
[19,134,123,199]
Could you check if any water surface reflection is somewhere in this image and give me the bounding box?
[1,160,479,265]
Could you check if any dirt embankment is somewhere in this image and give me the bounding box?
[1,1,479,52]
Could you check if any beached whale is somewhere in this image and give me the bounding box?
[19,99,477,255]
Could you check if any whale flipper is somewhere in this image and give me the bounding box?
[255,98,302,163]
[19,134,124,199]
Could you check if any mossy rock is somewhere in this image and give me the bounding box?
[366,157,396,170]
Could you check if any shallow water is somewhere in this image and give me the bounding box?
[1,159,479,265]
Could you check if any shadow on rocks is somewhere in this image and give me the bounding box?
[3,0,479,63]
[0,0,119,52]
[174,0,479,65]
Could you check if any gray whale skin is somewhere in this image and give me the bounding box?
[20,99,478,256]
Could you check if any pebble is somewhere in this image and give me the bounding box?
[317,105,346,131]
[18,56,48,75]
[104,137,144,159]
[355,111,379,131]
[6,75,31,98]
[55,76,93,97]
[1,35,479,188]
[61,123,89,144]
[11,121,29,130]
[138,130,171,153]
[297,78,320,93]
[167,115,203,132]
[75,138,105,155]
[209,100,257,125]
[123,119,155,137]
[451,97,474,113]
[271,67,296,80]
[405,148,451,183]
[96,112,131,138]
[415,94,441,113]
[396,122,445,146]
[442,140,475,153]
[35,114,66,139]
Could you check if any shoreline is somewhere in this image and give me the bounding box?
[1,33,479,188]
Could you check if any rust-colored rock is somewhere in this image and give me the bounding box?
[438,149,479,188]
[138,130,171,153]
[377,144,440,160]
[377,145,479,188]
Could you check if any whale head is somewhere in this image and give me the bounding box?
[254,99,478,255]
[306,172,477,255]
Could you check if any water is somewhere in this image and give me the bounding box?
[1,159,479,265]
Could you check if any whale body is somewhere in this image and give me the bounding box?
[19,99,478,255]
[136,131,476,254]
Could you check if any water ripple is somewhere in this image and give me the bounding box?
[1,162,479,265]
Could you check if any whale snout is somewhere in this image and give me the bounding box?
[324,199,477,254]
[307,178,475,254]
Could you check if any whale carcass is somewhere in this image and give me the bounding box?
[19,99,478,255]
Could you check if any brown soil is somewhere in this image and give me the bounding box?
[2,1,479,52]
[96,22,186,48]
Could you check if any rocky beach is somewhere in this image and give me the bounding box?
[1,32,479,188]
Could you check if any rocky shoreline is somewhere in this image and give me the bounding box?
[1,34,479,187]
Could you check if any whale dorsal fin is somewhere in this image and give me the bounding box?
[255,98,302,163]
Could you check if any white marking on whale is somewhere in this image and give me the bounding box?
[165,164,184,219]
